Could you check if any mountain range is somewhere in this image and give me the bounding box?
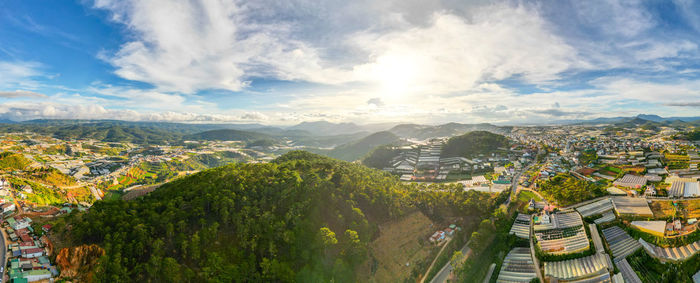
[554,114,700,125]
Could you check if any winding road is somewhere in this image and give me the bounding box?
[429,162,536,283]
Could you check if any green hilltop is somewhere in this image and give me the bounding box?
[442,131,509,158]
[50,151,501,282]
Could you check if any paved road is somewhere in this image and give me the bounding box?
[506,162,537,206]
[429,241,471,283]
[0,224,7,282]
[430,162,538,283]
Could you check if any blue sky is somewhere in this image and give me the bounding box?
[0,0,699,125]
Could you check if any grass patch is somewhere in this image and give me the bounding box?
[103,191,123,201]
[517,190,542,202]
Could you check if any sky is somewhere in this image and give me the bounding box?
[1,0,700,125]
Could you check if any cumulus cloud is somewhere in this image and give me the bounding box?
[6,1,700,124]
[0,101,268,123]
[92,1,583,96]
[93,0,349,93]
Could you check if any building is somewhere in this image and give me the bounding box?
[1,202,16,213]
[669,181,685,198]
[644,186,657,197]
[429,231,446,243]
[20,185,32,194]
[7,217,31,230]
[613,174,647,189]
[21,248,44,258]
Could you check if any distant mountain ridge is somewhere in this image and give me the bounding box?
[388,122,506,139]
[324,131,401,161]
[555,114,700,125]
[184,129,274,142]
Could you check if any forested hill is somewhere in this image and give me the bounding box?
[325,131,400,161]
[442,131,509,158]
[0,122,182,144]
[51,151,499,282]
[183,128,274,142]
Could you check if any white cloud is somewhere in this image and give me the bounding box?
[93,1,583,97]
[573,0,654,38]
[93,0,349,93]
[0,90,47,98]
[0,101,268,123]
[350,6,583,98]
[0,61,44,89]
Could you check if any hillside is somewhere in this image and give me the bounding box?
[325,131,400,161]
[362,145,402,169]
[388,123,504,139]
[0,151,32,170]
[50,151,499,282]
[442,131,509,158]
[184,129,274,142]
[0,122,183,144]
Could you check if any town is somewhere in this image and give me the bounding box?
[0,118,698,282]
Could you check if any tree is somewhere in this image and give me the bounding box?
[319,227,338,246]
[450,251,464,270]
[468,231,484,254]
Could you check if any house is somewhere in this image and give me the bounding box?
[21,247,44,258]
[1,202,16,213]
[674,219,682,231]
[7,216,31,230]
[644,186,657,197]
[21,185,32,194]
[540,212,551,224]
[444,228,454,236]
[41,224,52,233]
[429,231,446,243]
[23,269,52,282]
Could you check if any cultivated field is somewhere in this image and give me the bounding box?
[651,199,700,219]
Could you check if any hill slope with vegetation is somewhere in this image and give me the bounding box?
[325,131,400,161]
[184,129,274,142]
[0,122,183,144]
[51,151,501,282]
[0,151,32,170]
[388,123,505,139]
[441,131,509,158]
